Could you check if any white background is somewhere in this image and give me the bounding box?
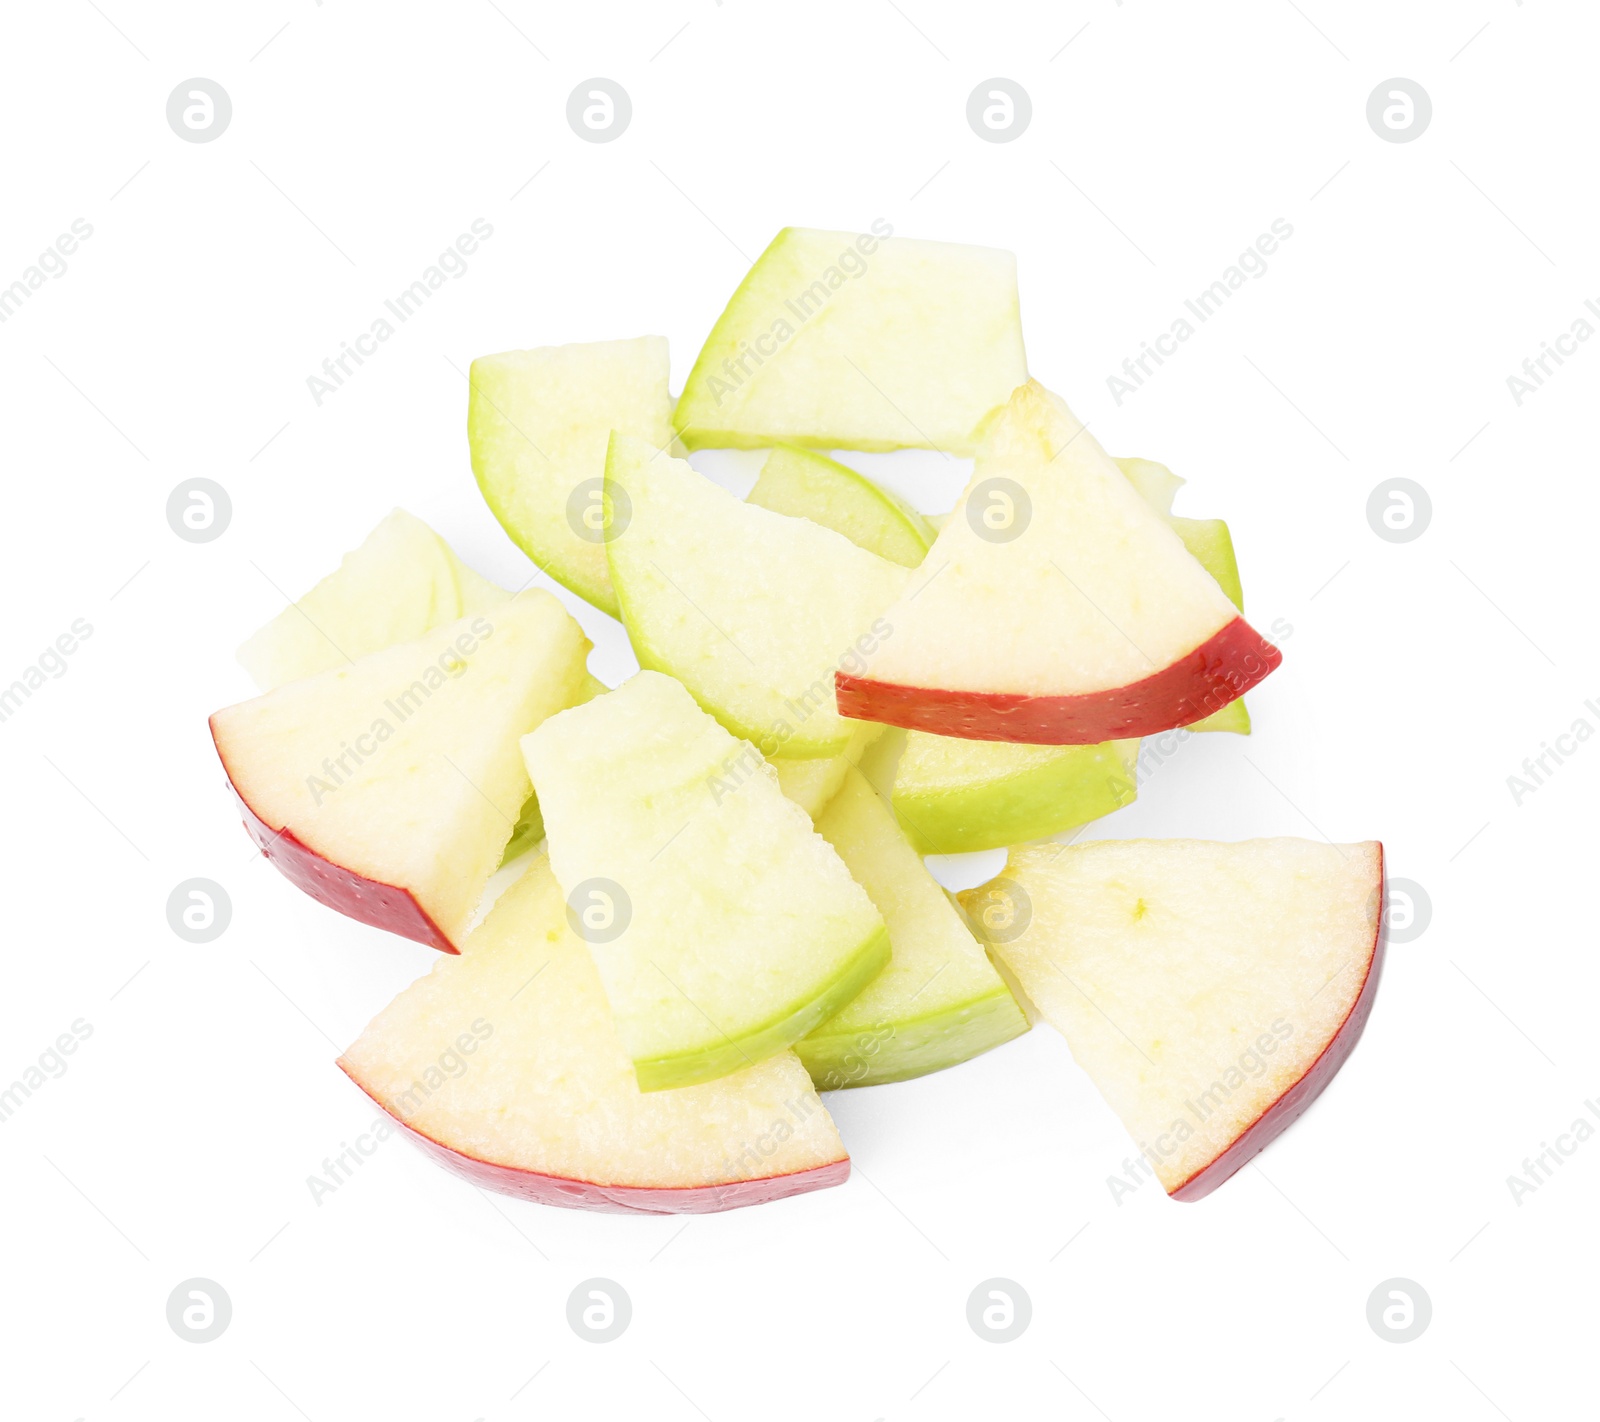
[1,1,1594,1418]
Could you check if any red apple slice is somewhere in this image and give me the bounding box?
[960,838,1383,1200]
[210,593,590,951]
[339,857,849,1213]
[836,382,1281,743]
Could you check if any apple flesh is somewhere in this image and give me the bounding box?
[674,227,1027,455]
[211,594,591,950]
[748,445,936,568]
[340,857,850,1213]
[605,433,908,760]
[522,671,890,1091]
[237,509,510,692]
[837,382,1281,743]
[960,838,1384,1200]
[772,722,881,819]
[469,336,673,617]
[799,769,1028,1087]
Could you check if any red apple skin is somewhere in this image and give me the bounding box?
[836,616,1282,745]
[212,720,458,953]
[341,1067,850,1214]
[1169,846,1386,1203]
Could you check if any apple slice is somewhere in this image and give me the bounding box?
[891,733,1139,855]
[523,671,889,1090]
[799,770,1028,1088]
[211,594,590,951]
[836,383,1281,743]
[237,510,509,692]
[605,434,908,760]
[674,227,1027,455]
[340,857,849,1213]
[748,446,936,569]
[469,336,673,617]
[960,838,1384,1200]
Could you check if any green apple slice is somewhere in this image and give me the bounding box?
[469,336,673,617]
[237,510,497,692]
[748,446,935,569]
[892,733,1140,855]
[605,434,908,760]
[798,769,1028,1088]
[522,671,890,1091]
[674,227,1027,455]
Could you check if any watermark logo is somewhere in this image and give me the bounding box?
[566,478,631,543]
[1366,80,1430,143]
[167,478,231,543]
[1366,478,1430,543]
[167,1278,232,1342]
[566,879,632,944]
[966,478,1031,543]
[966,879,1032,944]
[167,879,231,943]
[567,1279,631,1341]
[967,80,1031,142]
[167,80,231,143]
[967,1279,1031,1341]
[568,80,631,143]
[1383,878,1431,944]
[1365,1278,1431,1342]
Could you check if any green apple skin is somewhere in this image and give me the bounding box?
[498,794,545,864]
[797,989,1027,1090]
[892,737,1139,856]
[635,925,891,1092]
[748,446,935,569]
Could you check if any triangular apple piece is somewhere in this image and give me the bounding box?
[339,857,849,1213]
[674,228,1027,455]
[605,434,908,759]
[211,593,590,951]
[469,336,673,617]
[522,671,889,1091]
[837,382,1281,743]
[238,509,507,692]
[960,838,1384,1200]
[799,769,1028,1087]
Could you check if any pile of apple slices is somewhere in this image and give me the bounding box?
[212,228,1384,1213]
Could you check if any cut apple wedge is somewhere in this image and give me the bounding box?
[960,838,1384,1200]
[836,382,1281,743]
[891,733,1139,856]
[800,770,1028,1088]
[211,594,591,951]
[605,434,909,760]
[340,857,849,1213]
[674,227,1027,455]
[748,446,936,569]
[469,336,673,617]
[523,671,890,1090]
[237,510,510,692]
